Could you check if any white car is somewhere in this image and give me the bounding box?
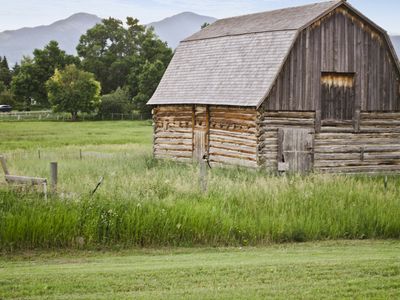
[0,104,12,112]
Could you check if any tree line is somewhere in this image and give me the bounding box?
[0,17,173,120]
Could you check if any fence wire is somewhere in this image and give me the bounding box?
[0,111,147,121]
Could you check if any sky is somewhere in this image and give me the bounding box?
[0,0,399,35]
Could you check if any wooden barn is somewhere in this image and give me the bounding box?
[147,0,400,174]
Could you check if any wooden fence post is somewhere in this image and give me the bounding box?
[50,162,58,193]
[384,175,388,190]
[38,150,41,159]
[0,156,9,175]
[199,154,210,193]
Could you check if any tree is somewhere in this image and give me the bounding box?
[133,60,166,117]
[77,17,133,94]
[46,65,101,121]
[0,89,16,106]
[11,57,37,110]
[201,22,210,29]
[10,41,79,108]
[99,87,132,116]
[77,16,173,113]
[0,56,12,87]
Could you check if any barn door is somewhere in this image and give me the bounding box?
[193,105,209,162]
[321,72,355,121]
[278,128,313,173]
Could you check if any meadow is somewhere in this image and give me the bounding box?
[0,121,400,251]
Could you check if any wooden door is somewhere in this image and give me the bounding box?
[278,128,313,173]
[321,72,355,121]
[193,105,209,162]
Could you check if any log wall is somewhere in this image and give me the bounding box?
[314,112,400,174]
[153,105,258,167]
[153,105,194,163]
[257,111,400,174]
[209,106,258,168]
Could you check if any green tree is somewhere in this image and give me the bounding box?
[201,22,210,29]
[133,60,166,117]
[12,62,21,77]
[0,56,12,87]
[99,87,132,116]
[11,57,37,110]
[0,89,16,107]
[77,17,173,113]
[77,18,132,94]
[46,65,101,121]
[10,41,79,108]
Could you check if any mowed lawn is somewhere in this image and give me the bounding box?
[1,241,399,299]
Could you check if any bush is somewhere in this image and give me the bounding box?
[99,88,132,116]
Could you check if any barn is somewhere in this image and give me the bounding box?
[147,0,400,174]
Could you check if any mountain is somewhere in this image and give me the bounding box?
[149,12,217,48]
[390,36,400,58]
[4,10,395,65]
[0,13,101,65]
[0,12,216,65]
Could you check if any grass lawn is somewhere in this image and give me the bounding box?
[1,241,399,299]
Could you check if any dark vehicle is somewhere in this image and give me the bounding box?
[0,105,12,112]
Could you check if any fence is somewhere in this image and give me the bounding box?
[0,111,148,121]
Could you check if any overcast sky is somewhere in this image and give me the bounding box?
[0,0,399,34]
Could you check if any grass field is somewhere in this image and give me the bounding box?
[0,121,400,250]
[1,121,400,298]
[1,241,399,299]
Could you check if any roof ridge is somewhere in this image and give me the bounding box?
[184,0,342,42]
[182,29,298,43]
[210,0,341,24]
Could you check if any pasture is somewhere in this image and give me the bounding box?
[0,121,400,250]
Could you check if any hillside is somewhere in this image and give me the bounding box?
[0,12,216,65]
[0,13,101,65]
[148,12,217,48]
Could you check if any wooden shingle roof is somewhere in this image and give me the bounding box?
[148,1,344,107]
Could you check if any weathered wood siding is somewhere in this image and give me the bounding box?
[257,111,400,174]
[153,105,258,167]
[257,111,315,171]
[153,105,194,163]
[314,112,400,174]
[266,6,400,112]
[209,106,258,168]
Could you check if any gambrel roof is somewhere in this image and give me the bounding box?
[148,0,399,107]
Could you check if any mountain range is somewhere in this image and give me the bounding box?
[0,12,398,65]
[148,12,217,49]
[0,13,101,65]
[0,12,216,65]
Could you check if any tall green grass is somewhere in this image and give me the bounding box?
[1,121,400,250]
[1,160,399,250]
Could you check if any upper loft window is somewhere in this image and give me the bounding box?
[321,72,355,121]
